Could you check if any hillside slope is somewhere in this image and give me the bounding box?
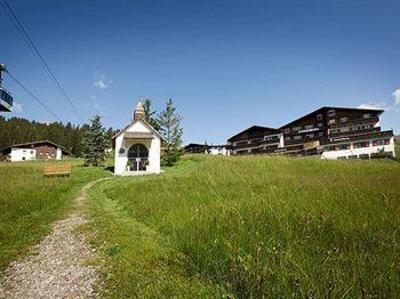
[88,155,400,298]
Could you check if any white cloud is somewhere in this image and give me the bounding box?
[357,102,386,110]
[93,72,113,89]
[13,102,23,113]
[393,88,400,106]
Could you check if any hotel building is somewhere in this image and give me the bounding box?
[227,107,396,159]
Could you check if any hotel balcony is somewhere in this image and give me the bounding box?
[328,116,379,128]
[232,137,280,150]
[328,127,381,138]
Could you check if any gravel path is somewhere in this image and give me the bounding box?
[0,179,106,299]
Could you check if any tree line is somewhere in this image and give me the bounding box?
[0,116,115,156]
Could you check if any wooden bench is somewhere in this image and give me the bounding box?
[44,164,71,177]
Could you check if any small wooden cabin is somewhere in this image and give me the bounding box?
[0,140,70,162]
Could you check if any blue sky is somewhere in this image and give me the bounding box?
[1,0,399,143]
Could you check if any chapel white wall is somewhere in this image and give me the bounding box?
[114,121,161,175]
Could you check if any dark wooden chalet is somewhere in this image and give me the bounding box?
[227,126,283,155]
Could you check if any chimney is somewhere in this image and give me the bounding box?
[134,101,145,120]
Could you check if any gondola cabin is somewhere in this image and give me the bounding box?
[0,87,13,112]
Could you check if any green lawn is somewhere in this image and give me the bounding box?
[87,155,400,298]
[0,159,111,272]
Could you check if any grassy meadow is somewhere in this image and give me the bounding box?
[0,159,111,271]
[87,155,400,298]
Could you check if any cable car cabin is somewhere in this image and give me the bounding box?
[0,88,13,112]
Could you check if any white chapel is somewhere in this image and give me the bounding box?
[112,102,163,175]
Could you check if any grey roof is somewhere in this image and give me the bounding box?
[0,140,70,154]
[112,118,166,141]
[124,132,155,139]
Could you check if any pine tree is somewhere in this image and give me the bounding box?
[81,115,109,166]
[143,99,160,130]
[159,99,183,166]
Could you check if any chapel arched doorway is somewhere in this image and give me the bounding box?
[127,143,149,171]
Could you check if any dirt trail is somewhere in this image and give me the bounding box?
[0,178,107,299]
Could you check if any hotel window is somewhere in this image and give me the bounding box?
[363,113,371,119]
[285,136,291,142]
[372,139,390,146]
[306,133,314,139]
[317,123,324,128]
[353,141,370,148]
[293,135,302,140]
[304,124,314,130]
[293,126,301,132]
[328,119,336,125]
[317,114,323,121]
[251,138,263,143]
[340,117,348,123]
[318,132,324,137]
[327,109,336,117]
[284,128,290,134]
[236,141,248,146]
[325,145,336,151]
[265,136,278,142]
[338,143,350,150]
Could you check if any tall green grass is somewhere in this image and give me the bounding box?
[89,155,400,298]
[0,160,110,271]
